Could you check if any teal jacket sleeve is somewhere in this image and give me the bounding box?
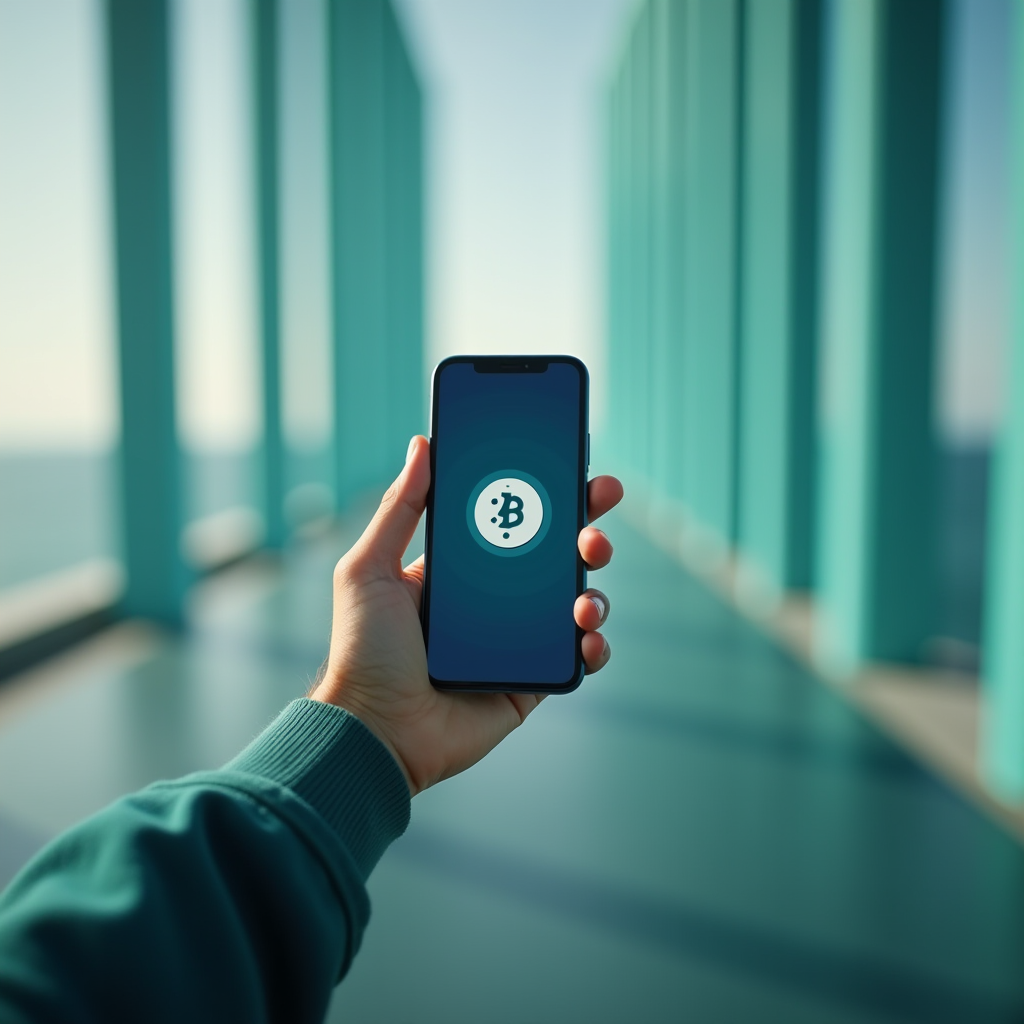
[0,698,411,1024]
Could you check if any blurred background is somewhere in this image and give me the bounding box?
[2,0,1024,1020]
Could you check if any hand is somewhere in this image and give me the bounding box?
[310,435,624,795]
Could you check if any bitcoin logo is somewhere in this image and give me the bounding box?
[468,471,551,556]
[494,491,524,533]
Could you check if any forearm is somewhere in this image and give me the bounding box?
[0,700,410,1024]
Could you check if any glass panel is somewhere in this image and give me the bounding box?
[172,0,262,542]
[0,0,120,596]
[280,0,335,527]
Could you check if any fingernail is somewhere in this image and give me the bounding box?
[591,595,606,620]
[603,636,611,659]
[406,436,417,465]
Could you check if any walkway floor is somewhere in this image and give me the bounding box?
[2,509,1023,1023]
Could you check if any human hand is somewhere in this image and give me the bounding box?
[310,435,624,795]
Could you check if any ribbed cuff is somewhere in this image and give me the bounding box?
[223,699,410,882]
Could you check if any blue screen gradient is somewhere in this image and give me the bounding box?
[425,359,585,686]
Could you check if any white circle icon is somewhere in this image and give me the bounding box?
[472,476,544,550]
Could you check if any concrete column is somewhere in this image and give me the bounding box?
[815,0,947,672]
[618,20,638,477]
[630,4,654,484]
[383,5,425,466]
[650,0,689,515]
[252,0,286,547]
[328,0,388,504]
[106,0,188,624]
[981,2,1024,799]
[606,59,626,468]
[681,0,743,559]
[736,0,822,602]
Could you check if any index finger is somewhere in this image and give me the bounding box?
[587,475,624,523]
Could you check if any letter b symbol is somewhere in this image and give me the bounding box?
[497,492,524,530]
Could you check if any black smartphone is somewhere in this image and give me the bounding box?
[421,355,590,693]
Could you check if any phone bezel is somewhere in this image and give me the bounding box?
[421,354,589,693]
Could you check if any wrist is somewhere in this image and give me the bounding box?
[309,683,415,796]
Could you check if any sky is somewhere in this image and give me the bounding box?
[0,0,1014,450]
[396,0,634,431]
[0,0,117,449]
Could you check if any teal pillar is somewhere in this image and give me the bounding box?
[736,0,821,601]
[611,65,628,470]
[605,65,622,466]
[981,3,1024,799]
[618,23,636,476]
[328,0,388,505]
[681,0,743,556]
[606,60,622,468]
[383,5,424,465]
[650,0,688,511]
[382,2,402,468]
[815,0,946,673]
[622,34,637,476]
[406,43,425,442]
[630,4,654,484]
[106,0,188,625]
[253,0,286,547]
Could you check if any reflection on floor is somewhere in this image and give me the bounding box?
[1,509,1023,1023]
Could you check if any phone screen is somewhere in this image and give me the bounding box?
[423,356,588,690]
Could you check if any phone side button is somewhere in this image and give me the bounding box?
[587,432,591,469]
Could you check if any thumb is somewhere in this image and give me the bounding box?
[353,435,431,574]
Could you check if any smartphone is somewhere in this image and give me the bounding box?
[422,355,590,693]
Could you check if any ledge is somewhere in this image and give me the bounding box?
[619,480,1024,846]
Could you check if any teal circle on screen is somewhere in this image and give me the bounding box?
[466,469,552,558]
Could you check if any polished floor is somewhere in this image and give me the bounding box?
[1,507,1023,1023]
